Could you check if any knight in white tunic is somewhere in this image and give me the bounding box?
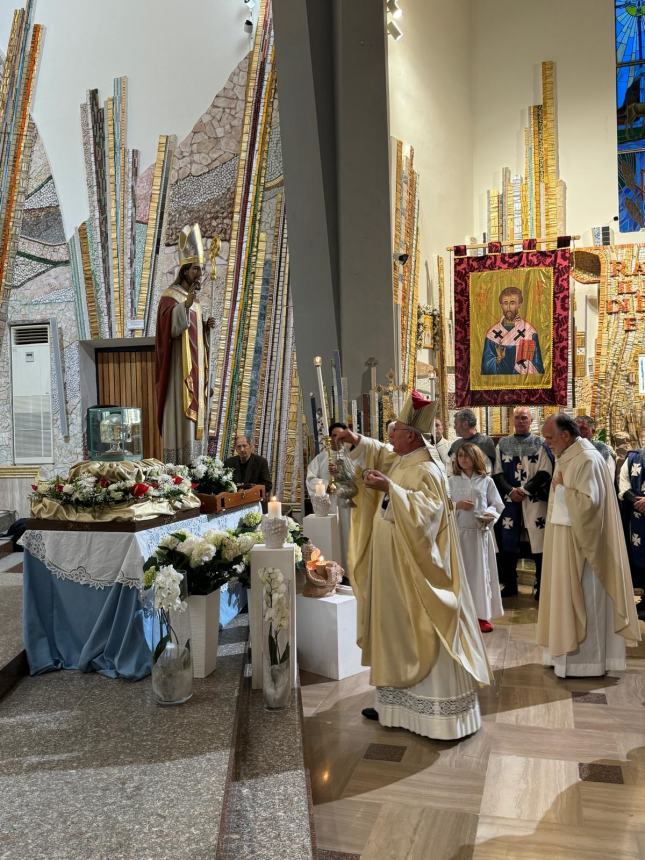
[449,443,505,631]
[492,406,553,598]
[537,415,641,677]
[337,391,491,741]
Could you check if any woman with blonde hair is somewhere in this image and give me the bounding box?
[449,442,505,632]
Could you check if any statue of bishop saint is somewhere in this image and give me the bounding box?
[155,223,215,465]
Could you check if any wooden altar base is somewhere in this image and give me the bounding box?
[24,507,203,533]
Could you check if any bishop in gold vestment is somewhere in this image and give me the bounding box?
[537,415,641,677]
[339,392,491,740]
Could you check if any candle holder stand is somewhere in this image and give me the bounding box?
[260,514,289,549]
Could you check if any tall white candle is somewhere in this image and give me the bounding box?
[313,356,329,432]
[267,496,282,518]
[315,480,326,497]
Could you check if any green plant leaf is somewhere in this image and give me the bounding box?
[153,634,170,663]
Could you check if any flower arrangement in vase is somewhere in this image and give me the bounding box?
[143,563,193,705]
[258,566,291,709]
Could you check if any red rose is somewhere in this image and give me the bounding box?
[56,484,64,493]
[31,484,38,491]
[172,475,183,485]
[99,478,110,488]
[191,482,199,490]
[132,483,150,498]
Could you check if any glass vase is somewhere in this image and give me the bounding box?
[262,588,291,710]
[151,573,193,706]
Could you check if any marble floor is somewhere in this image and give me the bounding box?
[302,588,645,860]
[0,547,24,668]
[0,618,248,860]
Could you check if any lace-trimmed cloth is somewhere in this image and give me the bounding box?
[20,503,261,590]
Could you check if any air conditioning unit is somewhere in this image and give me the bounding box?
[11,324,53,464]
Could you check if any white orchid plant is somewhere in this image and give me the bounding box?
[258,566,290,667]
[144,562,189,663]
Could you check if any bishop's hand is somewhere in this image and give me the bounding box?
[336,428,359,447]
[362,469,389,493]
[205,316,216,328]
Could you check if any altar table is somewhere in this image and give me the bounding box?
[20,504,260,680]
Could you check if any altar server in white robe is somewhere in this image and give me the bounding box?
[337,391,491,740]
[538,414,641,677]
[449,443,505,632]
[306,422,351,568]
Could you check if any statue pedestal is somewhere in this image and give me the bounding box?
[303,512,341,563]
[249,544,296,690]
[296,593,364,680]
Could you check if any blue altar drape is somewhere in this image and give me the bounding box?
[23,552,152,679]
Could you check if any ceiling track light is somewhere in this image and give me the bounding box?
[387,19,403,40]
[386,0,403,20]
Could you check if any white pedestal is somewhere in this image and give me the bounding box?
[296,593,364,680]
[187,589,220,678]
[303,513,341,563]
[250,544,296,690]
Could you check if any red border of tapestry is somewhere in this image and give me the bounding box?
[453,243,570,407]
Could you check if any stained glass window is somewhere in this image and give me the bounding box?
[616,1,645,64]
[616,1,645,229]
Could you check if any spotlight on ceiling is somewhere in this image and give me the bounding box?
[244,18,253,34]
[387,19,403,40]
[387,0,403,20]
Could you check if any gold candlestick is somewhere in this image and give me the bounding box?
[323,435,337,495]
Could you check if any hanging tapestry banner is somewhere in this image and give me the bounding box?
[453,245,570,406]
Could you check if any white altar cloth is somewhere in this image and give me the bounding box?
[20,504,261,590]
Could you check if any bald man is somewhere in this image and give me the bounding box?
[492,406,552,598]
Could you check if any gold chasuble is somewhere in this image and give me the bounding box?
[349,437,491,690]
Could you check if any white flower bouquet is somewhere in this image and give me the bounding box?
[144,528,244,596]
[169,455,237,495]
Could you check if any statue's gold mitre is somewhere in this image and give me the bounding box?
[178,223,204,267]
[397,389,437,435]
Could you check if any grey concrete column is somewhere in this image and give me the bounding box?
[273,0,395,409]
[272,0,340,407]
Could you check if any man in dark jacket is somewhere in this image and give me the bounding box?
[225,435,272,495]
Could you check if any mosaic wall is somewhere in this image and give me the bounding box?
[485,62,565,249]
[586,244,645,439]
[391,139,419,393]
[0,3,81,469]
[208,0,304,506]
[0,0,304,502]
[0,0,44,337]
[0,113,81,468]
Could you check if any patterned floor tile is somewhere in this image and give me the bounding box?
[572,691,608,705]
[363,743,406,762]
[578,762,624,784]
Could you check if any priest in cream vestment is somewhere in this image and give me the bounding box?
[538,415,641,677]
[337,392,491,740]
